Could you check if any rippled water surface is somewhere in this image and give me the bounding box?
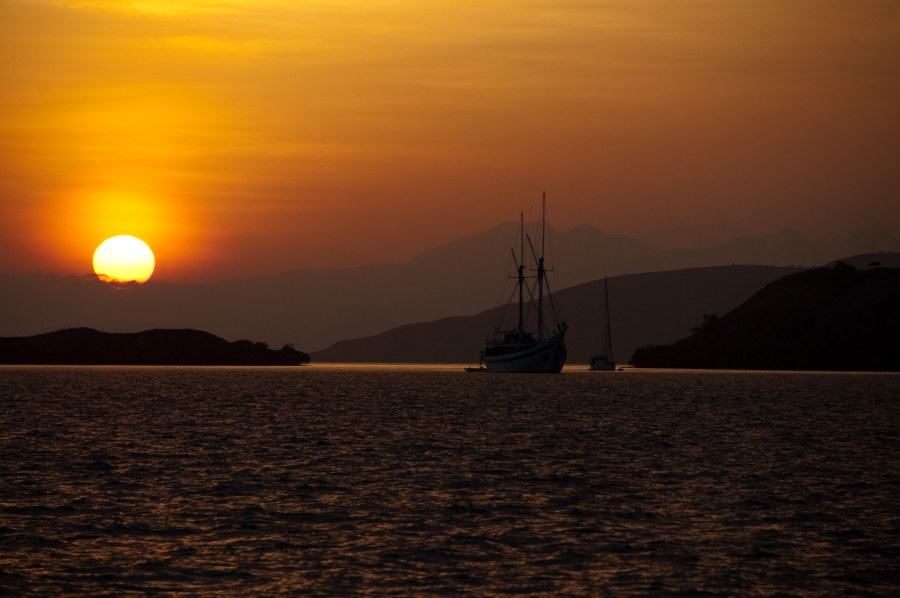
[1,366,898,596]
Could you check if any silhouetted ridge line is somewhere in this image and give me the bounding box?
[310,265,806,364]
[0,328,310,365]
[630,264,900,371]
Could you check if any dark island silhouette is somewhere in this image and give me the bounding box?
[630,263,900,371]
[0,328,310,366]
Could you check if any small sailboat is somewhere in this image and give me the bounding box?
[590,275,616,371]
[475,193,568,373]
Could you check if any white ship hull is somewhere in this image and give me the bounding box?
[484,329,568,373]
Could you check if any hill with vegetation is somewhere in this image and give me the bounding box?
[0,328,310,366]
[630,264,900,371]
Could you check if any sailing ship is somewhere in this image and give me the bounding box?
[589,275,616,371]
[475,194,568,373]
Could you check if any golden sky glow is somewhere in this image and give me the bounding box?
[1,0,898,280]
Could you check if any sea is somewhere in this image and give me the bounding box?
[1,365,898,596]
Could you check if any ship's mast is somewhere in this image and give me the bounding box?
[518,211,525,332]
[537,192,546,342]
[604,275,613,359]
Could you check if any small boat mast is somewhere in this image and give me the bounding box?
[603,275,613,360]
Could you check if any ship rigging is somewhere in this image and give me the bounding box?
[472,193,568,373]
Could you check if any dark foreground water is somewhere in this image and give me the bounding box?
[1,366,898,596]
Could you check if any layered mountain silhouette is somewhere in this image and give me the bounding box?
[630,264,900,371]
[0,328,310,366]
[1,221,897,352]
[310,265,806,364]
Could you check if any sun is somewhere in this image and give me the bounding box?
[93,235,156,284]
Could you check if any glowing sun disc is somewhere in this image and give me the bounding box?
[93,235,155,284]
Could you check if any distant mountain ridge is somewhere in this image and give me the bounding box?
[1,219,896,352]
[310,265,806,364]
[630,265,900,371]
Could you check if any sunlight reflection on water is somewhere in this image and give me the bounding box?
[1,366,898,595]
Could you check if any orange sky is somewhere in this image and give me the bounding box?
[1,0,898,281]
